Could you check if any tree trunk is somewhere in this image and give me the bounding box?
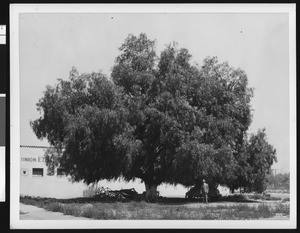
[145,183,158,200]
[230,188,235,194]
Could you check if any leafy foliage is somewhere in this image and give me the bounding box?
[31,33,276,195]
[267,172,290,190]
[246,128,277,193]
[31,69,129,183]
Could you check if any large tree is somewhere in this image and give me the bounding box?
[246,128,277,193]
[155,54,254,190]
[31,69,129,183]
[225,128,277,193]
[111,34,254,196]
[32,33,276,198]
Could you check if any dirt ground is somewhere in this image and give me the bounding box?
[20,203,91,220]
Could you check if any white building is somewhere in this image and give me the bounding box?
[20,145,191,198]
[20,146,88,199]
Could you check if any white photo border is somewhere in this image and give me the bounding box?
[10,3,296,229]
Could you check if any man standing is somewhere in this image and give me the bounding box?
[202,179,209,203]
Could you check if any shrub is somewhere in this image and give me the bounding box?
[247,194,263,200]
[275,204,290,215]
[257,204,272,218]
[202,212,218,220]
[92,209,116,219]
[81,207,95,218]
[45,203,63,212]
[282,198,290,203]
[129,201,148,209]
[236,204,252,212]
[62,204,81,217]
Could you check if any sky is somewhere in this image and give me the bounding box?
[19,12,291,175]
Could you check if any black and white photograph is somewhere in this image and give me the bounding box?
[10,4,296,229]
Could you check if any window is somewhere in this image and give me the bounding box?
[20,168,28,176]
[57,168,65,176]
[32,168,43,177]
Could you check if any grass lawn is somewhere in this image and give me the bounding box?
[20,195,289,220]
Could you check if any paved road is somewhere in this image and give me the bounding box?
[20,203,91,220]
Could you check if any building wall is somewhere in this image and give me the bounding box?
[19,147,148,198]
[20,147,192,198]
[20,147,88,199]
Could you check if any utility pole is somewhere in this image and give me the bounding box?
[272,169,278,188]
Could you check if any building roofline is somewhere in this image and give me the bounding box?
[20,145,53,149]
